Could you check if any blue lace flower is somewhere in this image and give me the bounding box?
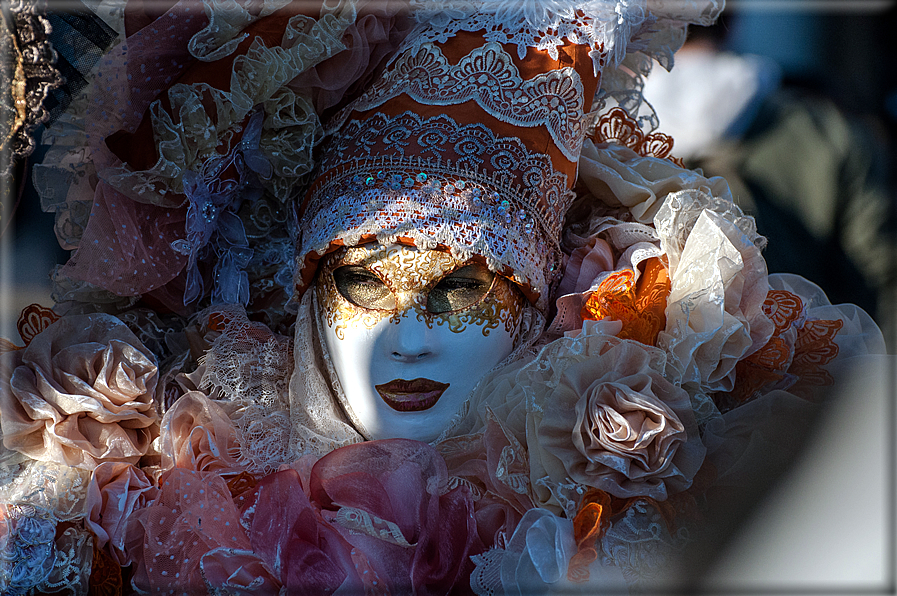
[180,107,272,306]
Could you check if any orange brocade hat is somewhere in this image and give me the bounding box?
[296,7,624,310]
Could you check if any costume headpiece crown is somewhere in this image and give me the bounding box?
[296,4,630,309]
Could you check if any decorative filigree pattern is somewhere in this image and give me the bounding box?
[337,42,587,162]
[591,107,684,166]
[0,0,63,175]
[16,303,59,347]
[719,289,844,406]
[317,245,526,344]
[316,111,569,242]
[302,111,574,307]
[333,507,416,547]
[789,318,843,397]
[722,290,804,406]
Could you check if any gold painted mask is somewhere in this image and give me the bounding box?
[314,243,526,442]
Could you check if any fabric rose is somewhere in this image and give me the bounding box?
[655,189,774,392]
[159,391,243,474]
[530,334,705,501]
[85,462,159,565]
[0,314,158,469]
[237,468,366,594]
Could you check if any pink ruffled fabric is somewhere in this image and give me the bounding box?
[549,237,615,335]
[57,183,189,303]
[56,0,205,304]
[125,439,481,594]
[85,462,159,566]
[288,0,415,120]
[0,314,158,469]
[124,468,257,593]
[436,411,534,549]
[308,439,482,594]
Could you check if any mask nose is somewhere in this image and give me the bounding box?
[387,312,435,363]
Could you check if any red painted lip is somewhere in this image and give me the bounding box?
[375,378,450,412]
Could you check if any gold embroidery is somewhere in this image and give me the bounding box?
[423,276,524,345]
[316,244,525,342]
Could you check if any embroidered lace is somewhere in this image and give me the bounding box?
[195,305,297,473]
[332,41,588,162]
[598,499,688,587]
[0,461,93,596]
[406,0,646,71]
[303,111,574,308]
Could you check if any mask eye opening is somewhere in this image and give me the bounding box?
[331,264,397,312]
[424,264,499,315]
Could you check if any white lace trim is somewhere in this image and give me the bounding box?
[0,461,93,596]
[333,41,588,162]
[303,112,574,308]
[288,292,365,457]
[317,111,570,240]
[196,305,296,473]
[407,0,648,73]
[333,507,415,547]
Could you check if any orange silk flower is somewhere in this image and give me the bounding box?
[580,257,671,346]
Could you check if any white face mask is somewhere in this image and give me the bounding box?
[315,243,525,442]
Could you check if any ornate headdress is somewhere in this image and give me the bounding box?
[30,0,724,321]
[295,0,719,310]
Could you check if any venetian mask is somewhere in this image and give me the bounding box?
[315,243,526,442]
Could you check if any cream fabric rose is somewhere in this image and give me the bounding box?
[0,314,158,469]
[531,334,704,501]
[448,329,704,507]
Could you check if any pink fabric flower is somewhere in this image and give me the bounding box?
[0,314,158,469]
[533,337,705,500]
[85,462,158,565]
[308,439,481,595]
[159,391,242,474]
[240,469,363,595]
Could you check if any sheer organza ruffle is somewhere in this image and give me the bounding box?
[125,439,481,594]
[39,0,413,312]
